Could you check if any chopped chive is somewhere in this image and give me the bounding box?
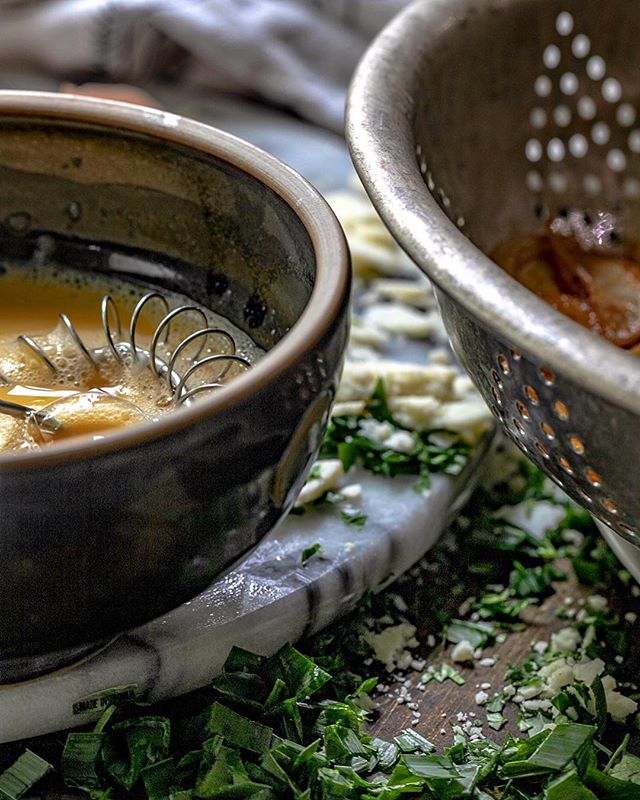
[301,543,321,564]
[207,703,273,755]
[61,732,104,789]
[0,751,53,800]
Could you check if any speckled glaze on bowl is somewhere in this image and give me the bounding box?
[0,92,350,663]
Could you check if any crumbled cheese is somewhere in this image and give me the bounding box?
[519,683,543,700]
[562,528,584,546]
[625,611,637,624]
[479,657,496,667]
[392,594,408,612]
[475,691,489,705]
[601,675,638,721]
[348,344,380,362]
[358,418,396,445]
[388,395,441,431]
[295,459,344,506]
[581,625,596,650]
[533,640,548,654]
[370,278,434,309]
[428,399,492,442]
[341,483,362,500]
[364,622,418,672]
[550,627,581,653]
[452,374,476,399]
[331,400,367,418]
[521,699,553,712]
[540,661,575,696]
[397,650,414,671]
[451,639,476,663]
[350,318,389,348]
[429,348,452,365]
[325,190,416,278]
[337,361,458,404]
[384,430,416,453]
[573,658,605,685]
[586,594,608,614]
[363,303,439,339]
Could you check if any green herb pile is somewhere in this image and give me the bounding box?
[293,378,471,528]
[2,454,639,799]
[321,380,470,490]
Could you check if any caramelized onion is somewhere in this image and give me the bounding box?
[491,222,640,350]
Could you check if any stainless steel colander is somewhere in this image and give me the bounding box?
[347,0,640,548]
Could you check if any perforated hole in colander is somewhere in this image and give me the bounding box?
[519,8,640,222]
[553,399,570,420]
[525,385,539,404]
[568,435,585,455]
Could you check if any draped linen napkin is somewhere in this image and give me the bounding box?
[0,0,409,131]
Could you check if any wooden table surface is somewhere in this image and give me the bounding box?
[371,558,588,743]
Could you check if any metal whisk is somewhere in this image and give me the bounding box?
[0,291,251,433]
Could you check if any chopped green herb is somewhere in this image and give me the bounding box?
[0,751,53,800]
[339,509,367,528]
[446,618,496,648]
[61,732,105,790]
[301,543,321,564]
[486,711,508,731]
[421,664,466,686]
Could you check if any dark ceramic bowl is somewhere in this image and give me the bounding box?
[0,92,350,667]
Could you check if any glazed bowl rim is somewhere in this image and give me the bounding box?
[0,90,350,470]
[346,0,640,415]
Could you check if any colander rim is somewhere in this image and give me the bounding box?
[346,0,640,415]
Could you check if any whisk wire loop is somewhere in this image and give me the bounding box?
[149,305,209,377]
[18,335,59,375]
[0,290,249,436]
[175,353,251,400]
[129,292,170,361]
[59,313,99,368]
[166,327,236,387]
[101,295,123,364]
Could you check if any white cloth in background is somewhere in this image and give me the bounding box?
[0,0,410,131]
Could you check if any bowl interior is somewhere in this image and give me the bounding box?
[0,114,314,355]
[410,0,640,252]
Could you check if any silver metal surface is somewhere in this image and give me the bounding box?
[0,292,251,435]
[347,0,640,547]
[0,398,61,434]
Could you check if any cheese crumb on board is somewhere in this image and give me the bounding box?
[364,622,419,672]
[451,640,476,663]
[369,278,435,309]
[362,303,441,339]
[296,459,344,506]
